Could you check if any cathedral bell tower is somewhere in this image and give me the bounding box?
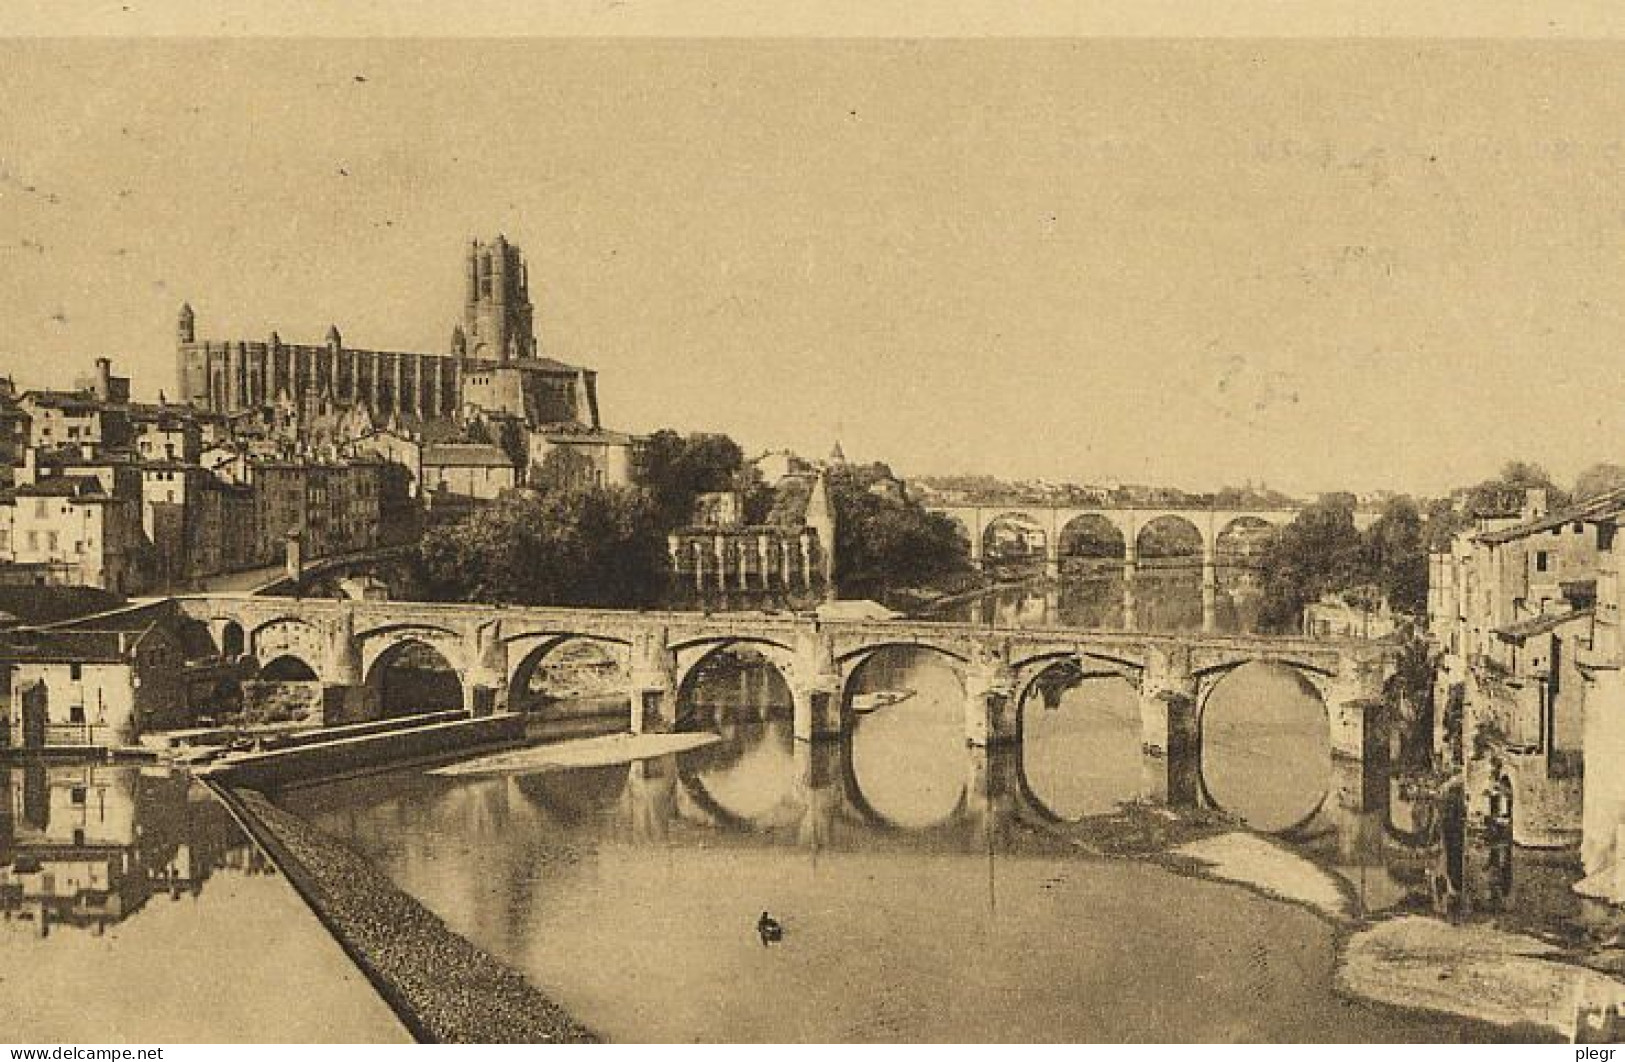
[460,235,537,363]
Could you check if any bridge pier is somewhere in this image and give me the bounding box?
[792,630,843,741]
[628,627,678,734]
[464,621,509,718]
[1200,538,1220,633]
[321,608,380,725]
[1323,648,1392,761]
[1043,540,1061,581]
[1138,645,1200,807]
[965,640,1019,747]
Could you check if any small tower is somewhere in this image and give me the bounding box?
[325,324,342,351]
[450,323,467,359]
[176,302,195,345]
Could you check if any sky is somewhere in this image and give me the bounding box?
[1,35,1623,496]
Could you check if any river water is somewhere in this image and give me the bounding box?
[0,762,409,1043]
[282,595,1534,1042]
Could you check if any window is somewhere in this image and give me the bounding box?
[69,663,81,680]
[71,787,86,805]
[68,703,84,722]
[1536,551,1550,573]
[1574,522,1585,535]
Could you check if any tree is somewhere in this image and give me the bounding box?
[634,429,749,528]
[826,464,970,593]
[1463,460,1568,517]
[1256,494,1364,632]
[1573,462,1625,502]
[1360,496,1428,616]
[416,486,667,607]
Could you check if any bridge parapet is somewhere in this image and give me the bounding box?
[166,594,1397,759]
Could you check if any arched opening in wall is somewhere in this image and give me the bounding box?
[1019,660,1142,821]
[243,654,321,726]
[220,621,245,659]
[1200,662,1331,833]
[368,639,463,718]
[1215,516,1276,566]
[508,638,630,724]
[676,644,796,826]
[1135,515,1204,563]
[1057,514,1126,574]
[845,645,965,829]
[981,513,1047,571]
[260,655,317,682]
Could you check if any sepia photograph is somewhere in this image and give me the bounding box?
[3,2,1625,1046]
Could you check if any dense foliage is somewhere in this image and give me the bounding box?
[416,486,667,607]
[1256,493,1427,633]
[827,463,972,593]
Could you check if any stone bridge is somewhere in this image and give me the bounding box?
[922,503,1313,574]
[170,594,1398,768]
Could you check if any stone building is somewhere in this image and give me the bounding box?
[173,236,634,488]
[1,617,188,752]
[1429,487,1623,853]
[667,470,838,607]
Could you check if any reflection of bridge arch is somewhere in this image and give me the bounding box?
[1196,660,1333,834]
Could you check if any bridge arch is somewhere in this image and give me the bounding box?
[980,511,1048,567]
[1134,513,1206,560]
[673,639,796,731]
[356,624,467,686]
[1215,515,1279,562]
[364,637,465,717]
[1056,513,1127,564]
[248,617,328,682]
[220,620,246,659]
[506,634,631,715]
[260,654,320,682]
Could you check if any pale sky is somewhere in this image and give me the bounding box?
[1,36,1623,495]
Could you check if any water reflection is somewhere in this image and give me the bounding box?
[946,566,1265,634]
[846,648,966,830]
[0,762,409,1043]
[1201,662,1333,834]
[288,691,1518,1041]
[0,763,266,936]
[1020,667,1144,820]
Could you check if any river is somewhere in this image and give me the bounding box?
[280,615,1544,1042]
[0,762,409,1042]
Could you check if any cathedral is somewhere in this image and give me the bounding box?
[174,236,608,432]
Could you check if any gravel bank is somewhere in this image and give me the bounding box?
[221,785,598,1044]
[1340,915,1625,1040]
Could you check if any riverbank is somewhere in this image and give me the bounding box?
[1340,916,1623,1041]
[215,784,597,1043]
